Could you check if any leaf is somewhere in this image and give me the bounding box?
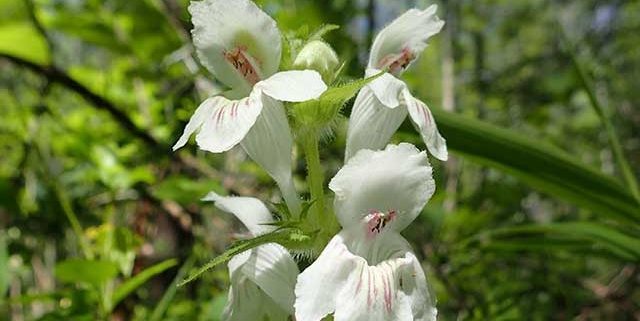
[152,175,223,205]
[429,109,640,223]
[308,24,340,41]
[0,22,50,65]
[291,71,384,128]
[54,259,119,286]
[0,0,49,64]
[149,257,195,321]
[112,259,177,307]
[475,222,640,261]
[0,234,8,297]
[178,228,308,287]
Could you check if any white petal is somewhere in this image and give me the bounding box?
[345,86,408,160]
[295,232,360,321]
[240,95,301,214]
[202,192,274,236]
[224,256,291,321]
[240,243,299,313]
[401,252,438,321]
[256,70,327,102]
[189,0,281,90]
[295,230,432,321]
[365,69,406,108]
[172,97,217,151]
[329,144,435,232]
[403,90,448,161]
[368,6,444,72]
[195,93,263,153]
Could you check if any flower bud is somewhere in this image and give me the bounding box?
[293,40,339,83]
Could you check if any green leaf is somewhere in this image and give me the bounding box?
[152,175,223,205]
[291,71,384,129]
[0,22,50,65]
[0,234,8,298]
[54,259,119,286]
[475,222,640,261]
[42,10,130,54]
[429,109,640,223]
[149,257,195,321]
[0,1,49,64]
[308,24,340,41]
[112,258,177,307]
[178,228,308,287]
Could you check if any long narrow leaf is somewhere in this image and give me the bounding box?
[149,256,195,321]
[112,258,177,306]
[429,109,640,223]
[476,222,640,261]
[178,228,305,287]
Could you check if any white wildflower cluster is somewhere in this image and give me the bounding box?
[173,1,447,320]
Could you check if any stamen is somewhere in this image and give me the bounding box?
[377,47,415,75]
[366,210,397,236]
[223,45,261,85]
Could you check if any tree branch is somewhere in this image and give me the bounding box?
[1,52,162,150]
[1,53,258,196]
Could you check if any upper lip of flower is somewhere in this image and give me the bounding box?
[329,143,435,232]
[223,45,262,85]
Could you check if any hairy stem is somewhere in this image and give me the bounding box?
[301,131,325,225]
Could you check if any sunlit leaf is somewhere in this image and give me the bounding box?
[54,259,119,286]
[291,71,383,128]
[0,22,50,65]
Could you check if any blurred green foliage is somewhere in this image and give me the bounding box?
[0,0,638,320]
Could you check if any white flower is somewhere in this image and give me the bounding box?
[345,6,447,161]
[203,192,299,321]
[295,144,437,321]
[174,0,328,214]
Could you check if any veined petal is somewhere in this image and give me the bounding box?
[256,70,327,102]
[224,253,291,321]
[403,90,448,161]
[294,231,361,321]
[202,192,274,236]
[345,86,408,160]
[402,252,438,321]
[194,93,263,153]
[189,0,281,91]
[329,144,435,232]
[368,5,444,74]
[365,69,406,108]
[240,95,301,214]
[295,230,434,321]
[240,243,299,313]
[172,97,217,151]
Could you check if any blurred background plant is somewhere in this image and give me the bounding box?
[0,0,639,320]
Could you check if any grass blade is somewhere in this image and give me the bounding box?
[112,258,177,307]
[429,109,640,223]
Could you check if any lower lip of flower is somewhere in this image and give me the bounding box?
[224,45,261,85]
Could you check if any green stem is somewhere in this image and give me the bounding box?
[301,130,325,224]
[567,41,640,204]
[55,185,94,260]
